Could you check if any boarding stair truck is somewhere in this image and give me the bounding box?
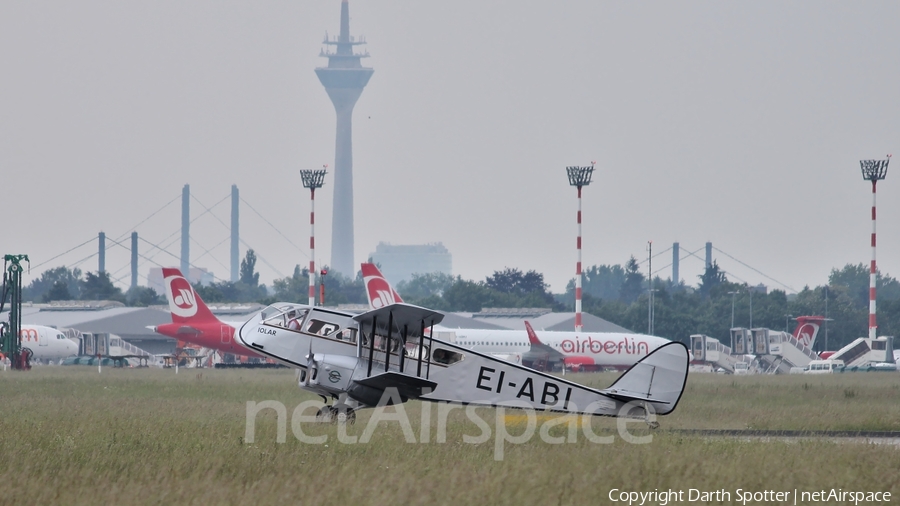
[827,336,895,368]
[752,328,818,374]
[690,334,742,374]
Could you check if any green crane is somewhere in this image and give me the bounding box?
[1,254,31,370]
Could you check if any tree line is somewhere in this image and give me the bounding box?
[20,250,900,352]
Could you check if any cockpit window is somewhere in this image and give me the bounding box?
[261,305,309,330]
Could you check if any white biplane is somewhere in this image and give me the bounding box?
[237,302,689,425]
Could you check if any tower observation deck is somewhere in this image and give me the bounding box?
[316,0,373,276]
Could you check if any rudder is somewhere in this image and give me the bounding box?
[601,341,689,416]
[162,268,219,324]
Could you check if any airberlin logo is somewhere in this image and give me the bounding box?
[560,337,650,355]
[365,277,397,309]
[19,329,39,342]
[166,276,198,318]
[796,323,818,348]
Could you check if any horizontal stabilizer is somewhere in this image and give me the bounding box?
[600,392,670,405]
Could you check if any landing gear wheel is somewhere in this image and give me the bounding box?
[330,404,356,425]
[316,406,334,423]
[642,402,658,429]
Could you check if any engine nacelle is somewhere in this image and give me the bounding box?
[299,354,358,394]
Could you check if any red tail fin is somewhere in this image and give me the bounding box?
[162,268,220,324]
[360,263,403,309]
[524,321,544,346]
[791,316,827,349]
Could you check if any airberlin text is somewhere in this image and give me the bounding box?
[561,336,649,355]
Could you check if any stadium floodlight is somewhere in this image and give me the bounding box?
[301,166,328,306]
[860,156,890,340]
[566,162,595,332]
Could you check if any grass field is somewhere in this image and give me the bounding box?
[1,367,899,505]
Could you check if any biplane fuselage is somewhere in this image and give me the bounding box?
[237,302,690,420]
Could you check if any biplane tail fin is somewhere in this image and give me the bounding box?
[601,341,689,416]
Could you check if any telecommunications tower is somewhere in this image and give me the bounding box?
[316,0,373,276]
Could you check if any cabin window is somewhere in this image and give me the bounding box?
[336,328,357,344]
[432,348,464,365]
[304,319,340,337]
[872,341,886,350]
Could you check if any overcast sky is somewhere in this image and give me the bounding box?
[2,1,898,294]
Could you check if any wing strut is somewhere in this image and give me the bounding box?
[417,319,424,377]
[399,324,407,372]
[426,320,434,380]
[384,311,394,372]
[366,315,377,377]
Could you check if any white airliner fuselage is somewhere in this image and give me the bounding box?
[15,325,79,362]
[439,327,667,369]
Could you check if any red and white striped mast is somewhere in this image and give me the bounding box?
[566,162,595,333]
[860,155,890,340]
[300,166,327,307]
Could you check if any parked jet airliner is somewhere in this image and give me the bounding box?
[6,325,79,362]
[150,268,264,359]
[361,263,669,371]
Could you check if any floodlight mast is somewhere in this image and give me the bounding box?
[566,163,595,332]
[301,167,327,307]
[860,155,890,340]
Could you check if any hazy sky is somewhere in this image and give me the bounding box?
[2,1,898,294]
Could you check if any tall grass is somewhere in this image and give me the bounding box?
[1,368,898,505]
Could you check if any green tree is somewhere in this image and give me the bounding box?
[397,272,456,301]
[272,266,311,303]
[42,280,73,302]
[205,280,268,304]
[318,268,366,306]
[563,263,627,310]
[583,264,626,300]
[24,266,82,302]
[697,261,727,298]
[240,250,260,286]
[125,286,164,307]
[619,256,645,304]
[485,268,548,295]
[442,279,492,312]
[80,271,124,302]
[829,263,900,310]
